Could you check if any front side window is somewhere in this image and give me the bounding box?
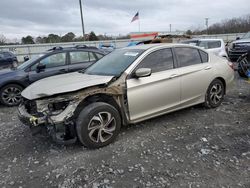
[89,52,96,61]
[31,53,66,70]
[95,53,104,60]
[136,48,174,73]
[70,51,89,64]
[175,47,202,67]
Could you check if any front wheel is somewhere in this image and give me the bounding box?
[204,79,225,108]
[76,102,121,149]
[0,84,23,106]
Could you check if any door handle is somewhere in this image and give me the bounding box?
[204,66,212,70]
[59,69,67,73]
[169,74,178,79]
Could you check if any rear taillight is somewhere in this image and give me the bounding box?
[227,61,234,70]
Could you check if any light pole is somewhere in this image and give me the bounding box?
[205,18,209,35]
[79,0,85,37]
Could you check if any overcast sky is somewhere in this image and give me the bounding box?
[0,0,249,39]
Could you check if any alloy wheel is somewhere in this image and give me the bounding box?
[209,83,223,105]
[88,112,116,143]
[1,86,22,106]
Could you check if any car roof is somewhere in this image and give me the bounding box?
[124,43,202,50]
[197,38,223,42]
[46,46,106,55]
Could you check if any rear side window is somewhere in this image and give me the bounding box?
[136,48,174,73]
[199,50,209,63]
[175,47,202,67]
[198,41,221,49]
[70,51,90,64]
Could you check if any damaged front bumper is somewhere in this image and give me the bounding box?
[18,100,79,144]
[18,104,46,127]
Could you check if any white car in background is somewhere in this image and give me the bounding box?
[181,39,228,59]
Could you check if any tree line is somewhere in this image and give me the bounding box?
[187,14,250,35]
[0,31,130,45]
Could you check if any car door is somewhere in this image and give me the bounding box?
[174,47,213,106]
[28,52,69,83]
[68,51,96,72]
[126,48,181,122]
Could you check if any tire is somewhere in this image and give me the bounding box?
[0,84,23,107]
[76,102,121,149]
[204,79,225,108]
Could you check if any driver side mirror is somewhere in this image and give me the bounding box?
[134,68,152,78]
[236,37,240,40]
[36,64,46,73]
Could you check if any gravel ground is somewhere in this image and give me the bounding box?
[0,75,249,188]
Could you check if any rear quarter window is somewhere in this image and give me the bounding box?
[199,50,209,63]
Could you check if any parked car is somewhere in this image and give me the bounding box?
[18,44,234,148]
[0,51,18,69]
[180,39,228,58]
[228,32,250,62]
[0,46,106,106]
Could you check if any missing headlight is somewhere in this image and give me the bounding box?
[48,101,70,112]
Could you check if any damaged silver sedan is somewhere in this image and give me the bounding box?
[18,44,234,148]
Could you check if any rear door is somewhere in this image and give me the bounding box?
[126,48,181,122]
[68,51,97,72]
[174,47,213,106]
[28,52,69,83]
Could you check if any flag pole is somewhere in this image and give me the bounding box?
[138,19,140,32]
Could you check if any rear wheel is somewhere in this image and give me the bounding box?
[76,102,121,149]
[0,84,23,106]
[204,79,225,108]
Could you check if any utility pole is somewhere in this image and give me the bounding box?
[79,0,85,37]
[205,18,209,35]
[170,24,172,33]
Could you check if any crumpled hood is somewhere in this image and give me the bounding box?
[22,72,114,100]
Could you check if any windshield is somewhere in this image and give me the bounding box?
[17,54,44,70]
[85,48,145,76]
[241,32,250,39]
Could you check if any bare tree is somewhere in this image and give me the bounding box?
[0,34,7,45]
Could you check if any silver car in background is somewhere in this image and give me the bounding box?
[181,38,228,58]
[18,44,234,148]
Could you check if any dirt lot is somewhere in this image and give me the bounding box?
[0,75,249,188]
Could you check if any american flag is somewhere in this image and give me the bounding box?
[131,12,139,22]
